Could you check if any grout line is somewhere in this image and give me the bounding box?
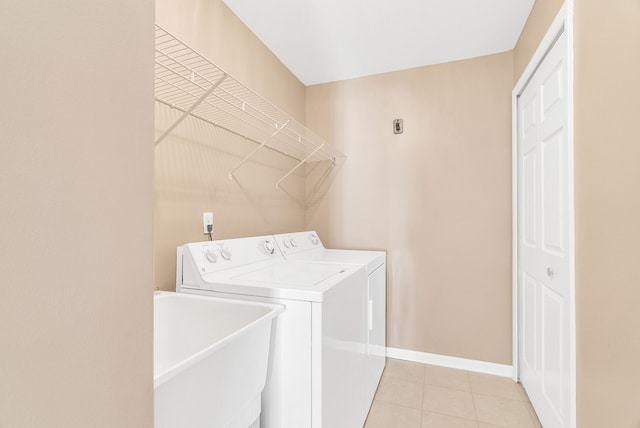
[423,408,479,423]
[373,397,424,412]
[468,370,480,423]
[419,360,425,427]
[516,383,543,427]
[382,375,426,384]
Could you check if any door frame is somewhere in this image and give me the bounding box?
[511,2,576,427]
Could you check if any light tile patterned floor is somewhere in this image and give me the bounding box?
[365,358,542,428]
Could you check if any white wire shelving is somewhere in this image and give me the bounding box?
[154,25,345,189]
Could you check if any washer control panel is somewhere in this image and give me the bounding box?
[274,231,324,256]
[182,235,283,276]
[201,243,233,263]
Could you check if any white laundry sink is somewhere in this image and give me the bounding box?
[154,291,283,428]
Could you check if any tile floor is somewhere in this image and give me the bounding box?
[365,358,542,428]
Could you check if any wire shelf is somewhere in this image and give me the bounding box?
[154,25,344,186]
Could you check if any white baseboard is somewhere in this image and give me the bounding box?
[386,347,513,378]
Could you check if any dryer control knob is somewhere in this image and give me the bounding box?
[310,234,319,245]
[220,248,232,261]
[290,238,297,247]
[205,248,218,263]
[263,240,275,255]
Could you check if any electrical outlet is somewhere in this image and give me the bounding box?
[203,212,214,235]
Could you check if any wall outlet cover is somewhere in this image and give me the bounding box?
[203,212,214,234]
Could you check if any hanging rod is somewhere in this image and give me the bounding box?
[228,119,291,179]
[276,144,325,189]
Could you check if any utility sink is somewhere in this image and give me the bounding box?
[154,291,283,428]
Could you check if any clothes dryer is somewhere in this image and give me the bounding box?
[273,231,386,411]
[176,235,369,428]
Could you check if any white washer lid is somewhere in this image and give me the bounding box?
[232,261,346,286]
[284,248,385,272]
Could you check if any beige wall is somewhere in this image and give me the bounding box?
[0,0,154,427]
[574,1,640,426]
[513,0,564,82]
[154,0,308,290]
[306,52,514,364]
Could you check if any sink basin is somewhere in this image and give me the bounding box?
[154,291,283,428]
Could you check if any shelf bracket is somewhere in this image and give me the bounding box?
[275,144,325,190]
[228,119,291,179]
[155,73,227,146]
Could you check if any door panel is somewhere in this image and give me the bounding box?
[541,285,563,413]
[517,31,570,428]
[541,62,563,114]
[522,148,537,248]
[521,272,538,376]
[541,130,564,254]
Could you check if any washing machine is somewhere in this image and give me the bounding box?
[273,231,386,410]
[176,235,369,428]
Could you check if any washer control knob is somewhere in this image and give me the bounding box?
[290,238,297,247]
[263,240,275,255]
[283,239,291,249]
[220,248,232,261]
[205,247,218,263]
[310,234,319,245]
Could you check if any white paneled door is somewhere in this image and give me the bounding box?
[517,30,571,428]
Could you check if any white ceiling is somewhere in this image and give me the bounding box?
[222,0,535,86]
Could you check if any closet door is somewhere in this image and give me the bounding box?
[517,30,570,428]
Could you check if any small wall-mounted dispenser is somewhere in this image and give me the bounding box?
[393,119,403,134]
